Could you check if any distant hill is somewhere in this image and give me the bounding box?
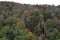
[0,1,60,40]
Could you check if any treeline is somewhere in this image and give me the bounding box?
[0,1,60,40]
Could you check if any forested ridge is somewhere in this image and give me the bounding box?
[0,1,60,40]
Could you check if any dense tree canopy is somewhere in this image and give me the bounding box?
[0,1,60,40]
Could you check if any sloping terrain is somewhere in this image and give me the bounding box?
[0,1,60,40]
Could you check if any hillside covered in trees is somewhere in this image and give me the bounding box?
[0,1,60,40]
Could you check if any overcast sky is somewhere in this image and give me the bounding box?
[0,0,60,6]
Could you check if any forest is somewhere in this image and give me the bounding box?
[0,1,60,40]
